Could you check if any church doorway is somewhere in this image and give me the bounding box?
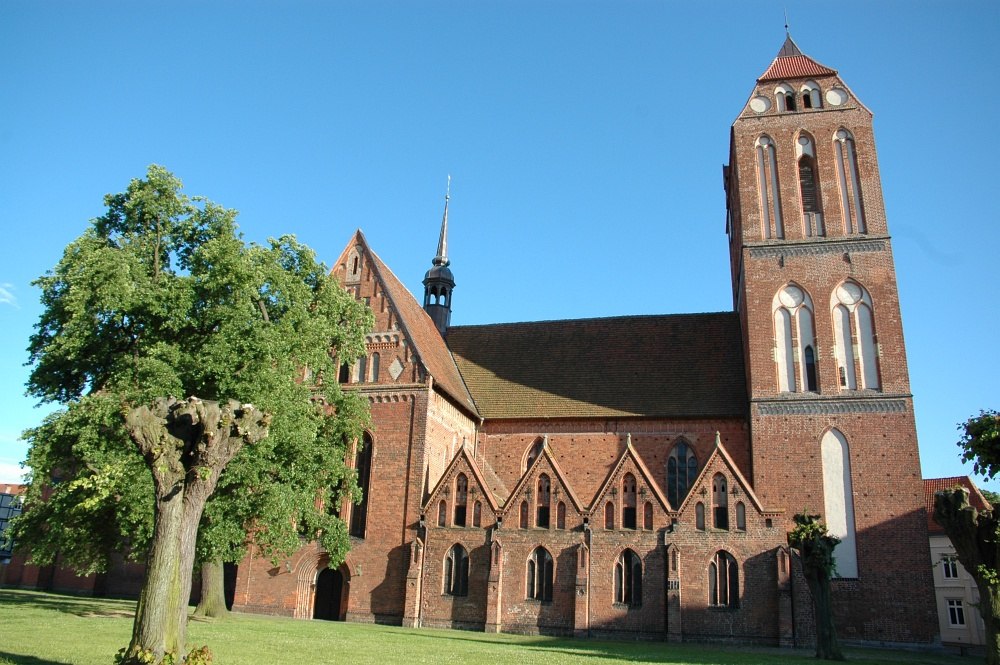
[313,565,348,621]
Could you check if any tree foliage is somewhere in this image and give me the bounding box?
[958,410,1000,480]
[788,513,843,661]
[15,165,372,662]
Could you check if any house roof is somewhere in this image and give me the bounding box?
[924,476,993,535]
[759,35,837,82]
[446,312,747,420]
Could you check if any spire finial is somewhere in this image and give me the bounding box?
[433,175,450,267]
[784,8,790,35]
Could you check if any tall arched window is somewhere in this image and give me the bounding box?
[796,133,824,237]
[822,429,859,577]
[519,500,528,529]
[831,281,880,390]
[614,549,642,607]
[556,501,566,530]
[735,502,746,531]
[454,473,468,527]
[338,362,351,384]
[370,352,380,382]
[666,441,698,509]
[755,135,784,239]
[834,129,866,234]
[536,474,551,528]
[773,285,818,393]
[622,474,637,529]
[604,501,614,530]
[643,502,653,530]
[357,355,368,383]
[712,474,729,530]
[437,499,446,527]
[527,547,553,601]
[524,438,544,472]
[444,544,469,596]
[709,551,739,607]
[473,500,482,528]
[695,502,706,531]
[350,433,373,538]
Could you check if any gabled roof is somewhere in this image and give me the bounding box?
[335,231,477,416]
[446,313,747,420]
[924,476,993,535]
[758,34,837,82]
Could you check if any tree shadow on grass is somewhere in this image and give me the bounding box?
[0,652,71,665]
[0,589,135,619]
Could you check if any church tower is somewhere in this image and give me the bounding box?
[724,36,936,642]
[423,184,455,335]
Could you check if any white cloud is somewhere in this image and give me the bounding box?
[0,461,26,485]
[0,283,18,308]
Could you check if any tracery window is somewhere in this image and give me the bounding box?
[666,441,698,509]
[443,544,469,596]
[526,546,553,601]
[709,550,739,608]
[755,135,784,239]
[834,129,866,234]
[614,549,642,607]
[773,284,818,393]
[796,132,824,237]
[831,281,880,390]
[622,473,637,529]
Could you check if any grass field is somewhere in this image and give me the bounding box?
[0,589,976,665]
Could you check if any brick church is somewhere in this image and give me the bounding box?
[232,36,938,645]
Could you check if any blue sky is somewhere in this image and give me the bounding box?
[1,1,998,492]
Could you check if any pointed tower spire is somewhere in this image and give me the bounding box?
[423,176,456,335]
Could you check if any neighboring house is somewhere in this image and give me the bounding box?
[925,476,991,648]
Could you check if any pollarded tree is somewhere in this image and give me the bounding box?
[17,165,372,664]
[934,410,1000,665]
[788,512,844,661]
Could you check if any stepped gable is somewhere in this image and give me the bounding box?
[446,312,747,419]
[924,476,993,535]
[363,238,477,415]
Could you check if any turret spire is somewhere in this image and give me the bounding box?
[423,176,456,335]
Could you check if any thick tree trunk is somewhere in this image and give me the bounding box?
[194,559,229,618]
[122,397,270,665]
[803,567,842,660]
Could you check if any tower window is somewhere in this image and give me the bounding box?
[801,81,822,109]
[832,281,880,391]
[773,285,817,393]
[755,135,784,239]
[774,83,796,112]
[834,129,866,234]
[370,352,380,382]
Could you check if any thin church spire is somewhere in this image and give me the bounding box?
[433,175,450,268]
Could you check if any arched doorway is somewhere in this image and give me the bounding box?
[313,565,348,621]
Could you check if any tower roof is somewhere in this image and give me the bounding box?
[758,34,836,82]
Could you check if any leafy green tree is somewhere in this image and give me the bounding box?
[934,409,1000,665]
[788,513,843,661]
[15,165,372,664]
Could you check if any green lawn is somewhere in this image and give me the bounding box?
[0,589,976,665]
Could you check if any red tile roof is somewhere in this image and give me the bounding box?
[759,35,836,82]
[446,313,748,420]
[924,476,993,535]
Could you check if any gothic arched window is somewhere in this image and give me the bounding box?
[605,501,615,530]
[773,284,818,393]
[755,135,784,239]
[774,83,796,112]
[834,128,866,234]
[524,438,544,472]
[801,81,822,109]
[666,441,698,509]
[556,501,566,530]
[822,429,859,577]
[614,549,643,607]
[709,551,739,608]
[370,352,380,382]
[454,473,468,527]
[527,546,554,601]
[797,132,824,237]
[712,474,729,530]
[831,281,880,390]
[622,473,637,529]
[643,502,653,530]
[350,432,373,538]
[444,544,469,596]
[536,474,551,528]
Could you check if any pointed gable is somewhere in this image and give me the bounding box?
[424,445,500,514]
[758,35,837,82]
[677,434,772,516]
[332,231,477,416]
[502,438,584,515]
[590,435,670,513]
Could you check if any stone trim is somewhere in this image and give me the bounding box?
[754,396,909,415]
[748,237,887,259]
